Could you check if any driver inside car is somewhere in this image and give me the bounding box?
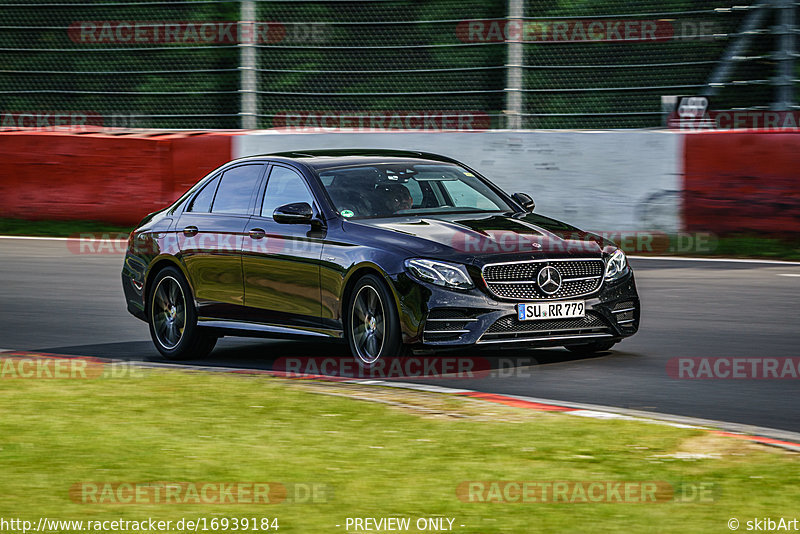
[377,183,413,214]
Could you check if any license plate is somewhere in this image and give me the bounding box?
[517,301,585,321]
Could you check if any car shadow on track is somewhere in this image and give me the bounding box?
[33,337,621,380]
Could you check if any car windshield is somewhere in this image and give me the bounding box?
[317,163,513,219]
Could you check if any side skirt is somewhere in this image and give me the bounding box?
[197,318,343,340]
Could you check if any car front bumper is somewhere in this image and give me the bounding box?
[394,271,640,348]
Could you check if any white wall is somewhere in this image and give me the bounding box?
[234,130,682,232]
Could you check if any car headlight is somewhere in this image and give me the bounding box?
[604,248,629,282]
[404,258,474,290]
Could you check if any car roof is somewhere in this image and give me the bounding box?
[237,149,463,171]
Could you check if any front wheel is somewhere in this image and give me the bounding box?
[148,266,216,360]
[345,274,405,368]
[565,339,616,355]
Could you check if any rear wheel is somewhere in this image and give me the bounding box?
[565,339,616,355]
[346,274,404,368]
[148,266,216,360]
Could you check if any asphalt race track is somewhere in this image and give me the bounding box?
[1,237,799,432]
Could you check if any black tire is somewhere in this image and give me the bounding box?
[147,266,216,360]
[345,274,405,368]
[565,339,616,355]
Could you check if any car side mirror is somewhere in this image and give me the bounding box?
[511,192,535,212]
[273,202,313,224]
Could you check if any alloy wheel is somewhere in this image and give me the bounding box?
[151,275,187,350]
[350,284,386,365]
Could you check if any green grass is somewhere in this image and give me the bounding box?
[0,218,132,238]
[0,368,797,533]
[700,236,800,261]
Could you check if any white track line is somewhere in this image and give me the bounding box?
[0,235,71,241]
[450,390,800,447]
[629,255,800,266]
[778,273,800,277]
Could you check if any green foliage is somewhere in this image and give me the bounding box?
[0,1,782,130]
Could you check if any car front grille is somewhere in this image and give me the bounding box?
[482,259,605,300]
[480,312,611,342]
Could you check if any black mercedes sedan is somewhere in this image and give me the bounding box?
[122,150,640,366]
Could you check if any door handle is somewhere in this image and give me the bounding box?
[249,228,266,239]
[183,226,199,237]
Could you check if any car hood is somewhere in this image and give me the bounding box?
[345,212,615,265]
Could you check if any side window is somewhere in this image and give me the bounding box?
[261,166,315,218]
[186,176,219,213]
[211,164,264,215]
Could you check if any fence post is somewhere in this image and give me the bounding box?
[703,4,768,97]
[239,0,258,129]
[505,0,523,129]
[773,0,796,111]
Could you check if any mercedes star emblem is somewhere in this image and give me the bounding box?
[537,265,562,295]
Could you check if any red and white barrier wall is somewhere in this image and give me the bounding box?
[0,128,797,234]
[0,130,236,225]
[683,131,800,235]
